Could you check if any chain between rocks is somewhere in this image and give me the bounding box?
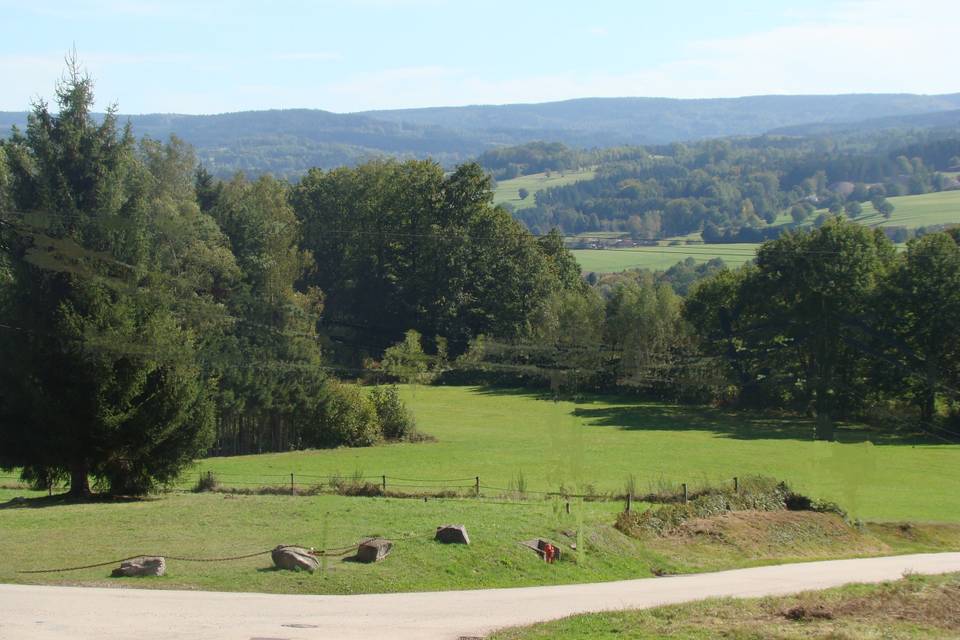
[18,533,433,574]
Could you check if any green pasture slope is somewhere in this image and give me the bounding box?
[851,190,960,228]
[200,386,959,523]
[572,243,760,273]
[771,189,960,230]
[493,169,596,211]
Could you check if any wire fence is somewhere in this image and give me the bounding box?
[2,470,745,510]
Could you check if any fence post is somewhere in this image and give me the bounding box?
[682,483,688,504]
[207,470,213,487]
[626,493,632,513]
[565,501,570,515]
[291,473,295,495]
[734,476,739,493]
[382,475,387,494]
[475,476,480,498]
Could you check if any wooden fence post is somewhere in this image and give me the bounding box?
[626,493,632,513]
[382,475,387,494]
[734,476,739,493]
[290,473,295,495]
[475,476,480,498]
[682,483,688,504]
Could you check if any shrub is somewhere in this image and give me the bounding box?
[369,385,416,440]
[193,472,218,493]
[313,381,381,447]
[381,330,432,383]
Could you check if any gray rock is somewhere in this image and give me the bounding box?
[435,524,470,545]
[271,546,319,573]
[355,538,393,563]
[111,556,165,577]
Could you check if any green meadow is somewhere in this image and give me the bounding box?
[850,190,960,229]
[4,385,959,595]
[571,243,760,273]
[193,386,959,523]
[493,169,596,211]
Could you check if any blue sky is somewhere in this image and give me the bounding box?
[1,0,955,114]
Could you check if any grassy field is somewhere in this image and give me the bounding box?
[571,243,760,273]
[492,572,960,639]
[772,189,960,230]
[3,385,960,596]
[184,386,960,522]
[850,190,960,229]
[493,169,596,211]
[3,487,957,595]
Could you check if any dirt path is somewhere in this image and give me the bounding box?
[2,553,959,640]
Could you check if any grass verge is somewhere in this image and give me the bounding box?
[490,571,960,639]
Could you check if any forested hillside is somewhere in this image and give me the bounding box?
[3,92,960,179]
[504,130,960,238]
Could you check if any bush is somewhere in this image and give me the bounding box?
[193,472,218,493]
[313,381,381,447]
[369,385,416,440]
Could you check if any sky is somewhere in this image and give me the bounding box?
[1,0,956,115]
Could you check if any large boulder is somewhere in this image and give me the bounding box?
[435,524,470,545]
[355,538,393,563]
[111,556,165,577]
[271,546,319,573]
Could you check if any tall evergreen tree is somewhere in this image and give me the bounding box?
[0,63,222,496]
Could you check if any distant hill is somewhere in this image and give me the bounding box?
[365,94,960,146]
[769,109,960,137]
[3,93,960,178]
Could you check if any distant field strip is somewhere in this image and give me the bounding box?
[572,243,760,273]
[493,169,596,211]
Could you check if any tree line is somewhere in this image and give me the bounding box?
[453,218,960,442]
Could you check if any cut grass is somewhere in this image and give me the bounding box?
[189,386,960,522]
[572,243,759,273]
[493,169,596,211]
[2,488,957,595]
[490,571,960,639]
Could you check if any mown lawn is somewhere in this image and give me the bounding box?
[193,386,960,522]
[491,572,960,639]
[3,487,956,595]
[571,243,759,273]
[0,489,647,594]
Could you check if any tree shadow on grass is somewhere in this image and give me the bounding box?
[0,493,145,510]
[471,385,946,447]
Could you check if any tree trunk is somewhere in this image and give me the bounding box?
[815,412,834,441]
[69,461,91,498]
[921,387,936,424]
